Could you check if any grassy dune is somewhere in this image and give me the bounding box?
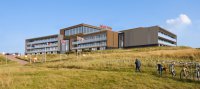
[1,46,200,89]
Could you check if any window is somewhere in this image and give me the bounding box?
[72,29,75,35]
[70,29,72,35]
[83,27,86,33]
[87,28,89,33]
[74,28,77,34]
[78,27,82,33]
[77,27,79,34]
[65,30,70,36]
[89,28,92,33]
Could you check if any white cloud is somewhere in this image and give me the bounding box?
[163,14,192,35]
[162,14,200,48]
[166,14,192,26]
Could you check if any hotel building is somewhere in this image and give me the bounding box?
[25,24,177,54]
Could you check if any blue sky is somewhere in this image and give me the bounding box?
[0,0,200,53]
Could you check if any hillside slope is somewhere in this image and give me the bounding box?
[2,46,200,89]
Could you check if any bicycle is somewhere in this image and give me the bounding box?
[180,67,191,79]
[171,69,176,77]
[169,62,176,77]
[193,67,200,80]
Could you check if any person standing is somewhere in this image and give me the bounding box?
[157,63,163,76]
[135,59,141,72]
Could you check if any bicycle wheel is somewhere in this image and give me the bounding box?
[197,71,200,80]
[186,71,190,79]
[193,71,196,80]
[171,71,176,77]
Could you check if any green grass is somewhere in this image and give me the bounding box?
[0,65,199,89]
[1,46,200,89]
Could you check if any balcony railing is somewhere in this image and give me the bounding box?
[72,44,106,50]
[158,33,176,42]
[158,40,176,46]
[72,37,106,45]
[27,39,58,45]
[26,49,58,53]
[27,44,58,49]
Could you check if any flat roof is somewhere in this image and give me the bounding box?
[60,23,103,31]
[119,26,176,36]
[26,34,59,41]
[158,26,177,37]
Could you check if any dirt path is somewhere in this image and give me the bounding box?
[7,55,28,65]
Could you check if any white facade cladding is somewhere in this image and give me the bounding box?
[25,35,63,55]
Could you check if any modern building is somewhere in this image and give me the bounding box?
[25,24,177,54]
[60,23,118,52]
[119,26,177,48]
[25,34,64,55]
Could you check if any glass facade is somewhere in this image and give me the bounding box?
[83,33,106,40]
[72,33,107,49]
[64,26,107,51]
[65,26,100,36]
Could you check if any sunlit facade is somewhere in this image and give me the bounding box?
[25,24,177,54]
[25,35,63,55]
[60,24,118,52]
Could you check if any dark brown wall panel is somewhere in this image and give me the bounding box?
[123,27,158,47]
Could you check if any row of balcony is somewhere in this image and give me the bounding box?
[26,49,59,53]
[158,40,176,46]
[72,44,106,50]
[27,38,58,45]
[72,37,107,45]
[158,33,176,42]
[26,44,58,49]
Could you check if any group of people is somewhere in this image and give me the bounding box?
[157,62,176,77]
[134,59,176,77]
[134,58,175,75]
[134,59,200,80]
